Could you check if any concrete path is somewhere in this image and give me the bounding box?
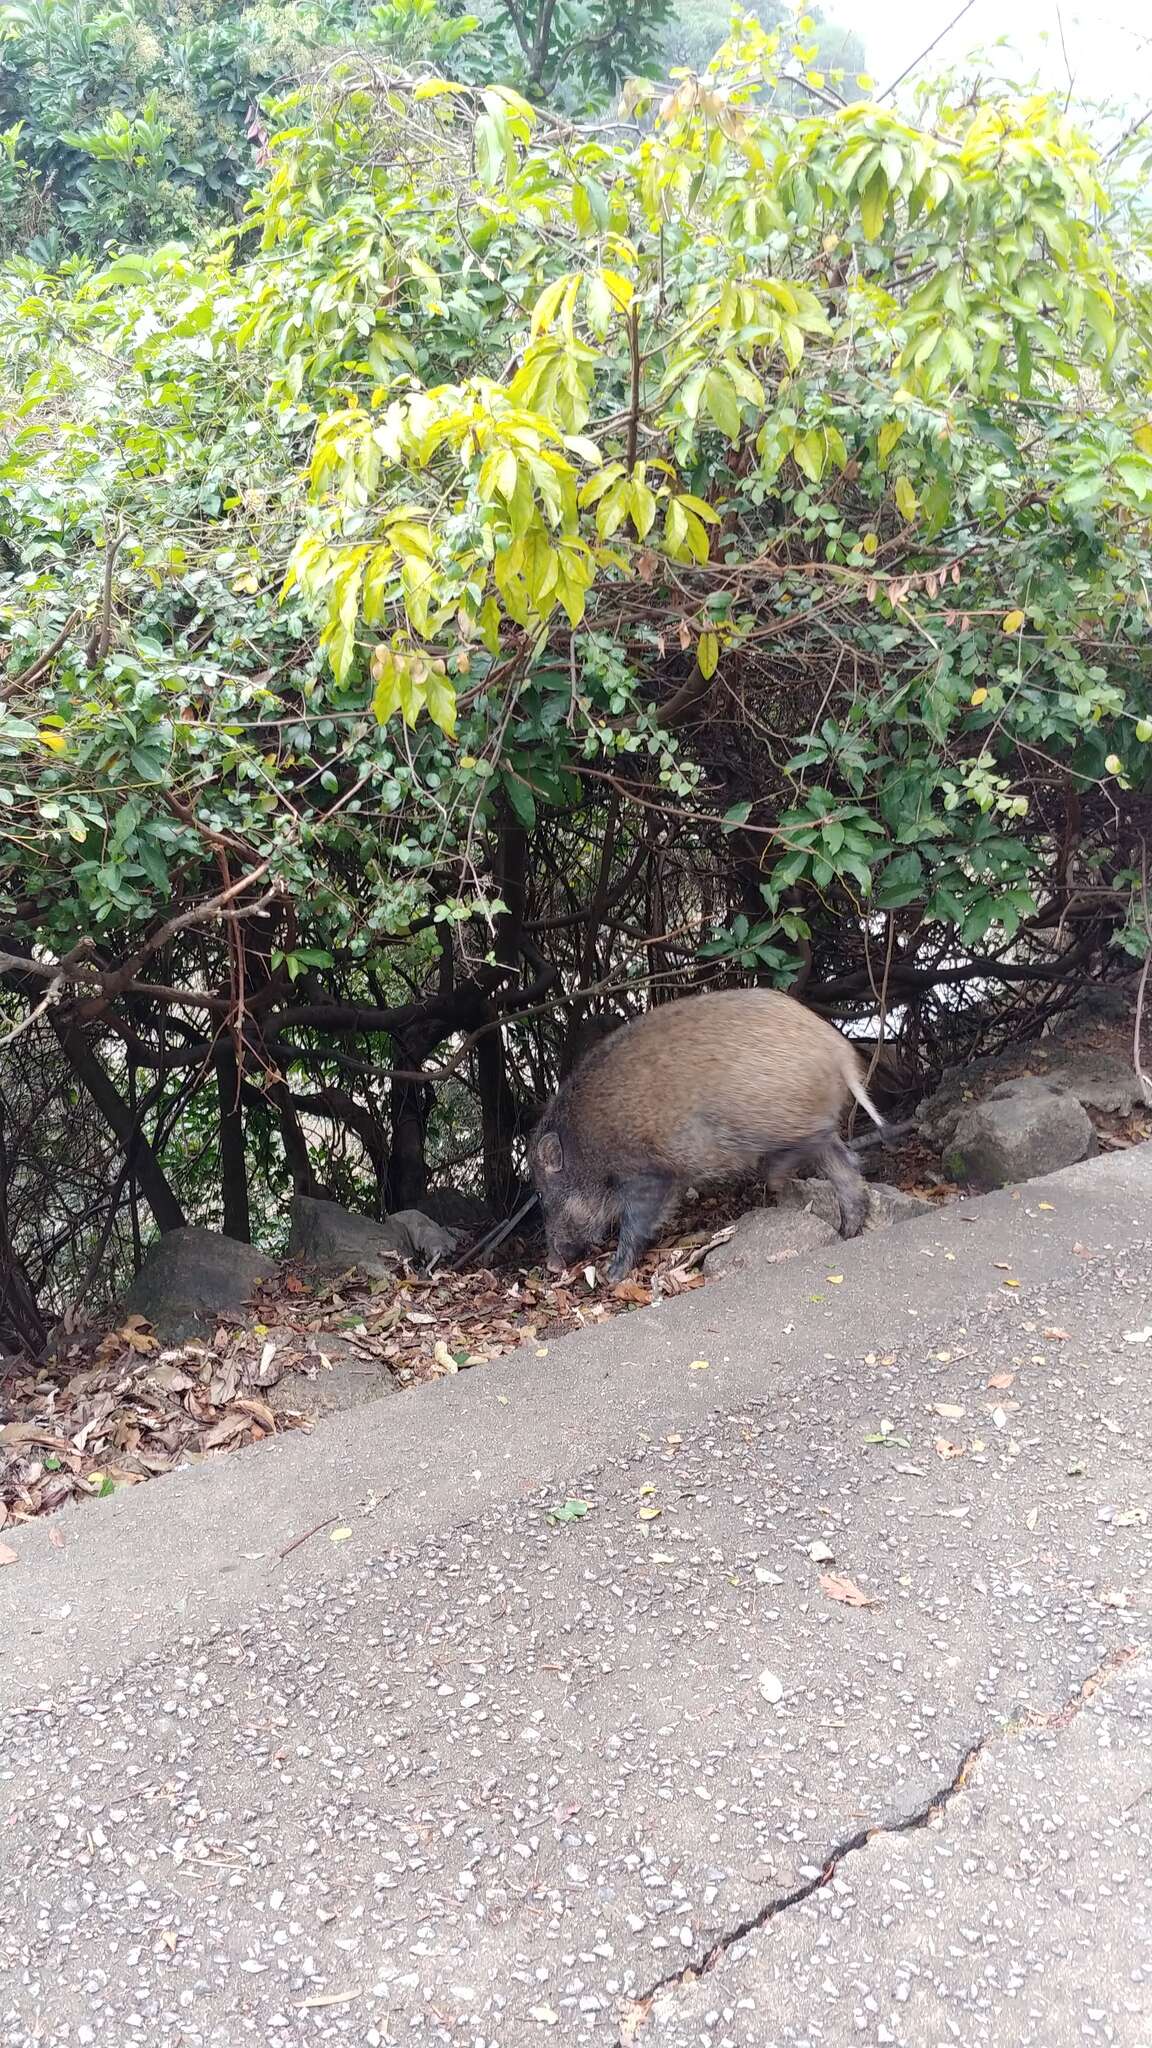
[2,1148,1151,2047]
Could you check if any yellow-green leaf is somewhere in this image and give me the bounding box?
[703,368,743,442]
[674,493,721,523]
[860,168,888,243]
[793,429,825,483]
[970,687,988,706]
[697,630,719,680]
[531,273,575,338]
[629,476,657,539]
[38,730,68,754]
[877,418,905,463]
[1001,609,1026,634]
[894,476,918,522]
[424,670,458,739]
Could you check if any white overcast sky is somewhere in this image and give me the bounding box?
[846,0,1152,120]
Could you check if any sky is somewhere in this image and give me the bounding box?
[849,0,1152,121]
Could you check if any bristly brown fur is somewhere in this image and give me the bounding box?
[528,989,880,1279]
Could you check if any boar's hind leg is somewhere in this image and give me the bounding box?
[814,1135,869,1238]
[608,1175,673,1282]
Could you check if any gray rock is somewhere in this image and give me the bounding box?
[420,1188,494,1234]
[123,1227,276,1343]
[704,1205,837,1278]
[943,1077,1095,1190]
[774,1176,926,1232]
[288,1194,456,1277]
[1046,982,1134,1036]
[1035,1050,1146,1113]
[864,1179,930,1226]
[918,1070,995,1150]
[773,1175,844,1230]
[387,1208,460,1260]
[918,1038,1145,1144]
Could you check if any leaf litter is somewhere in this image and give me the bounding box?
[0,1229,722,1526]
[0,1135,975,1529]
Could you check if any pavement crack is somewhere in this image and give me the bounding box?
[616,1643,1139,2044]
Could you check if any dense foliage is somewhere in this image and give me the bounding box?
[0,0,858,257]
[3,3,1152,1349]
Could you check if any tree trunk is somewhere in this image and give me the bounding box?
[52,1019,185,1233]
[0,1113,47,1357]
[216,1047,251,1241]
[385,1066,432,1211]
[268,1079,317,1194]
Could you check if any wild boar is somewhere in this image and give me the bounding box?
[528,988,888,1279]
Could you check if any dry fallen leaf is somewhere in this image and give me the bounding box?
[933,1402,966,1419]
[818,1571,878,1608]
[987,1371,1015,1390]
[1042,1328,1071,1342]
[612,1280,652,1304]
[934,1437,964,1460]
[119,1314,158,1354]
[0,1540,18,1566]
[637,1506,662,1521]
[48,1525,65,1551]
[688,1358,709,1370]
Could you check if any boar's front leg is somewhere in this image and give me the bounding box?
[607,1174,673,1281]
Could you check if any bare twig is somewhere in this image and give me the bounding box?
[0,976,63,1047]
[879,0,978,101]
[1,610,82,701]
[278,1516,341,1562]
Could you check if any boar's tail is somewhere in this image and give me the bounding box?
[844,1057,892,1139]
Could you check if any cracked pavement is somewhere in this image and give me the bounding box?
[2,1147,1151,2045]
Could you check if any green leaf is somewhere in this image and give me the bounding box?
[703,369,743,441]
[503,770,537,830]
[875,850,924,908]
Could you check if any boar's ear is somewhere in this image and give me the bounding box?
[536,1129,564,1176]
